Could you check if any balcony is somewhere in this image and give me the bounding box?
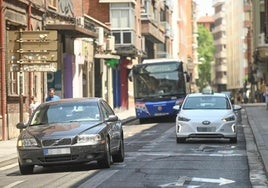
[216,63,227,72]
[112,29,140,56]
[254,32,268,62]
[216,77,227,85]
[141,20,165,43]
[215,50,226,58]
[156,51,170,58]
[161,21,173,38]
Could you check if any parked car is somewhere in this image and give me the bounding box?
[173,91,242,143]
[16,97,124,175]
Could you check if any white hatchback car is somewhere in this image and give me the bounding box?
[173,92,242,143]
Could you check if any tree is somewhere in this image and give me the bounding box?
[196,25,215,90]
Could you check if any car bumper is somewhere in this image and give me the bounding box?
[176,121,237,139]
[17,144,106,166]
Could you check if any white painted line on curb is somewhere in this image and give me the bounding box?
[0,163,17,171]
[3,180,24,188]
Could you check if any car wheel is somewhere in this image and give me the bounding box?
[19,160,34,175]
[112,137,125,163]
[230,137,237,143]
[176,137,186,143]
[98,137,111,168]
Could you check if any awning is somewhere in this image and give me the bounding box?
[45,24,98,38]
[94,53,120,59]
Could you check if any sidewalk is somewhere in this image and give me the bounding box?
[242,103,268,185]
[0,107,136,166]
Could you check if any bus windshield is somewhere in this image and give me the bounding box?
[133,61,186,98]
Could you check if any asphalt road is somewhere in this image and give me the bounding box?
[0,115,264,188]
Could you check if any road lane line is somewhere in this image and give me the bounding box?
[3,181,24,188]
[0,163,17,171]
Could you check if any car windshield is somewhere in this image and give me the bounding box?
[183,96,231,110]
[30,102,101,125]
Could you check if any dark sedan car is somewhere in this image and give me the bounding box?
[16,98,124,175]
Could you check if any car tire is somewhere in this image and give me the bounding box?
[176,137,186,143]
[98,137,111,168]
[19,160,34,175]
[230,137,237,143]
[112,137,125,163]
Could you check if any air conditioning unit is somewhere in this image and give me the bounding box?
[76,17,84,27]
[107,36,115,52]
[96,27,104,46]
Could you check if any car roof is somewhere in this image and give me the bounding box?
[187,92,227,97]
[44,97,102,105]
[142,58,182,64]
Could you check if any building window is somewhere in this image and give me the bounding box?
[112,30,135,45]
[123,32,131,43]
[111,3,135,28]
[8,72,24,96]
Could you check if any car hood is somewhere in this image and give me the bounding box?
[179,110,234,121]
[23,121,104,139]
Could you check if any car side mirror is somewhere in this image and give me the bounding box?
[106,115,118,122]
[16,122,27,129]
[173,105,181,111]
[233,104,242,111]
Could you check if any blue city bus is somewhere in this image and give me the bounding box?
[130,59,190,123]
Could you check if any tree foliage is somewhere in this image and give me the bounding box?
[196,25,215,90]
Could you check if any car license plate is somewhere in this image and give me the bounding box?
[43,148,71,155]
[197,127,215,132]
[154,112,168,116]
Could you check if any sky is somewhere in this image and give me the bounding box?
[193,0,214,18]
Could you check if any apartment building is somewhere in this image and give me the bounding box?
[252,0,268,92]
[212,0,227,92]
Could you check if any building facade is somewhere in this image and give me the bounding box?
[0,0,181,140]
[252,0,268,101]
[212,0,227,92]
[0,0,116,140]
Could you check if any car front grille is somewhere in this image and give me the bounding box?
[42,138,72,147]
[39,155,79,162]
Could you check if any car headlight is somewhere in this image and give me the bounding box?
[222,115,236,122]
[17,137,38,147]
[177,116,190,122]
[75,134,102,145]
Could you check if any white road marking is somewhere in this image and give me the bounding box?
[126,151,245,158]
[3,181,24,188]
[0,163,17,171]
[159,176,235,187]
[191,177,235,186]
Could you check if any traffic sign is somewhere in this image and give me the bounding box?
[8,30,58,72]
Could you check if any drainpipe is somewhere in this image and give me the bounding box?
[28,2,33,102]
[0,0,7,140]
